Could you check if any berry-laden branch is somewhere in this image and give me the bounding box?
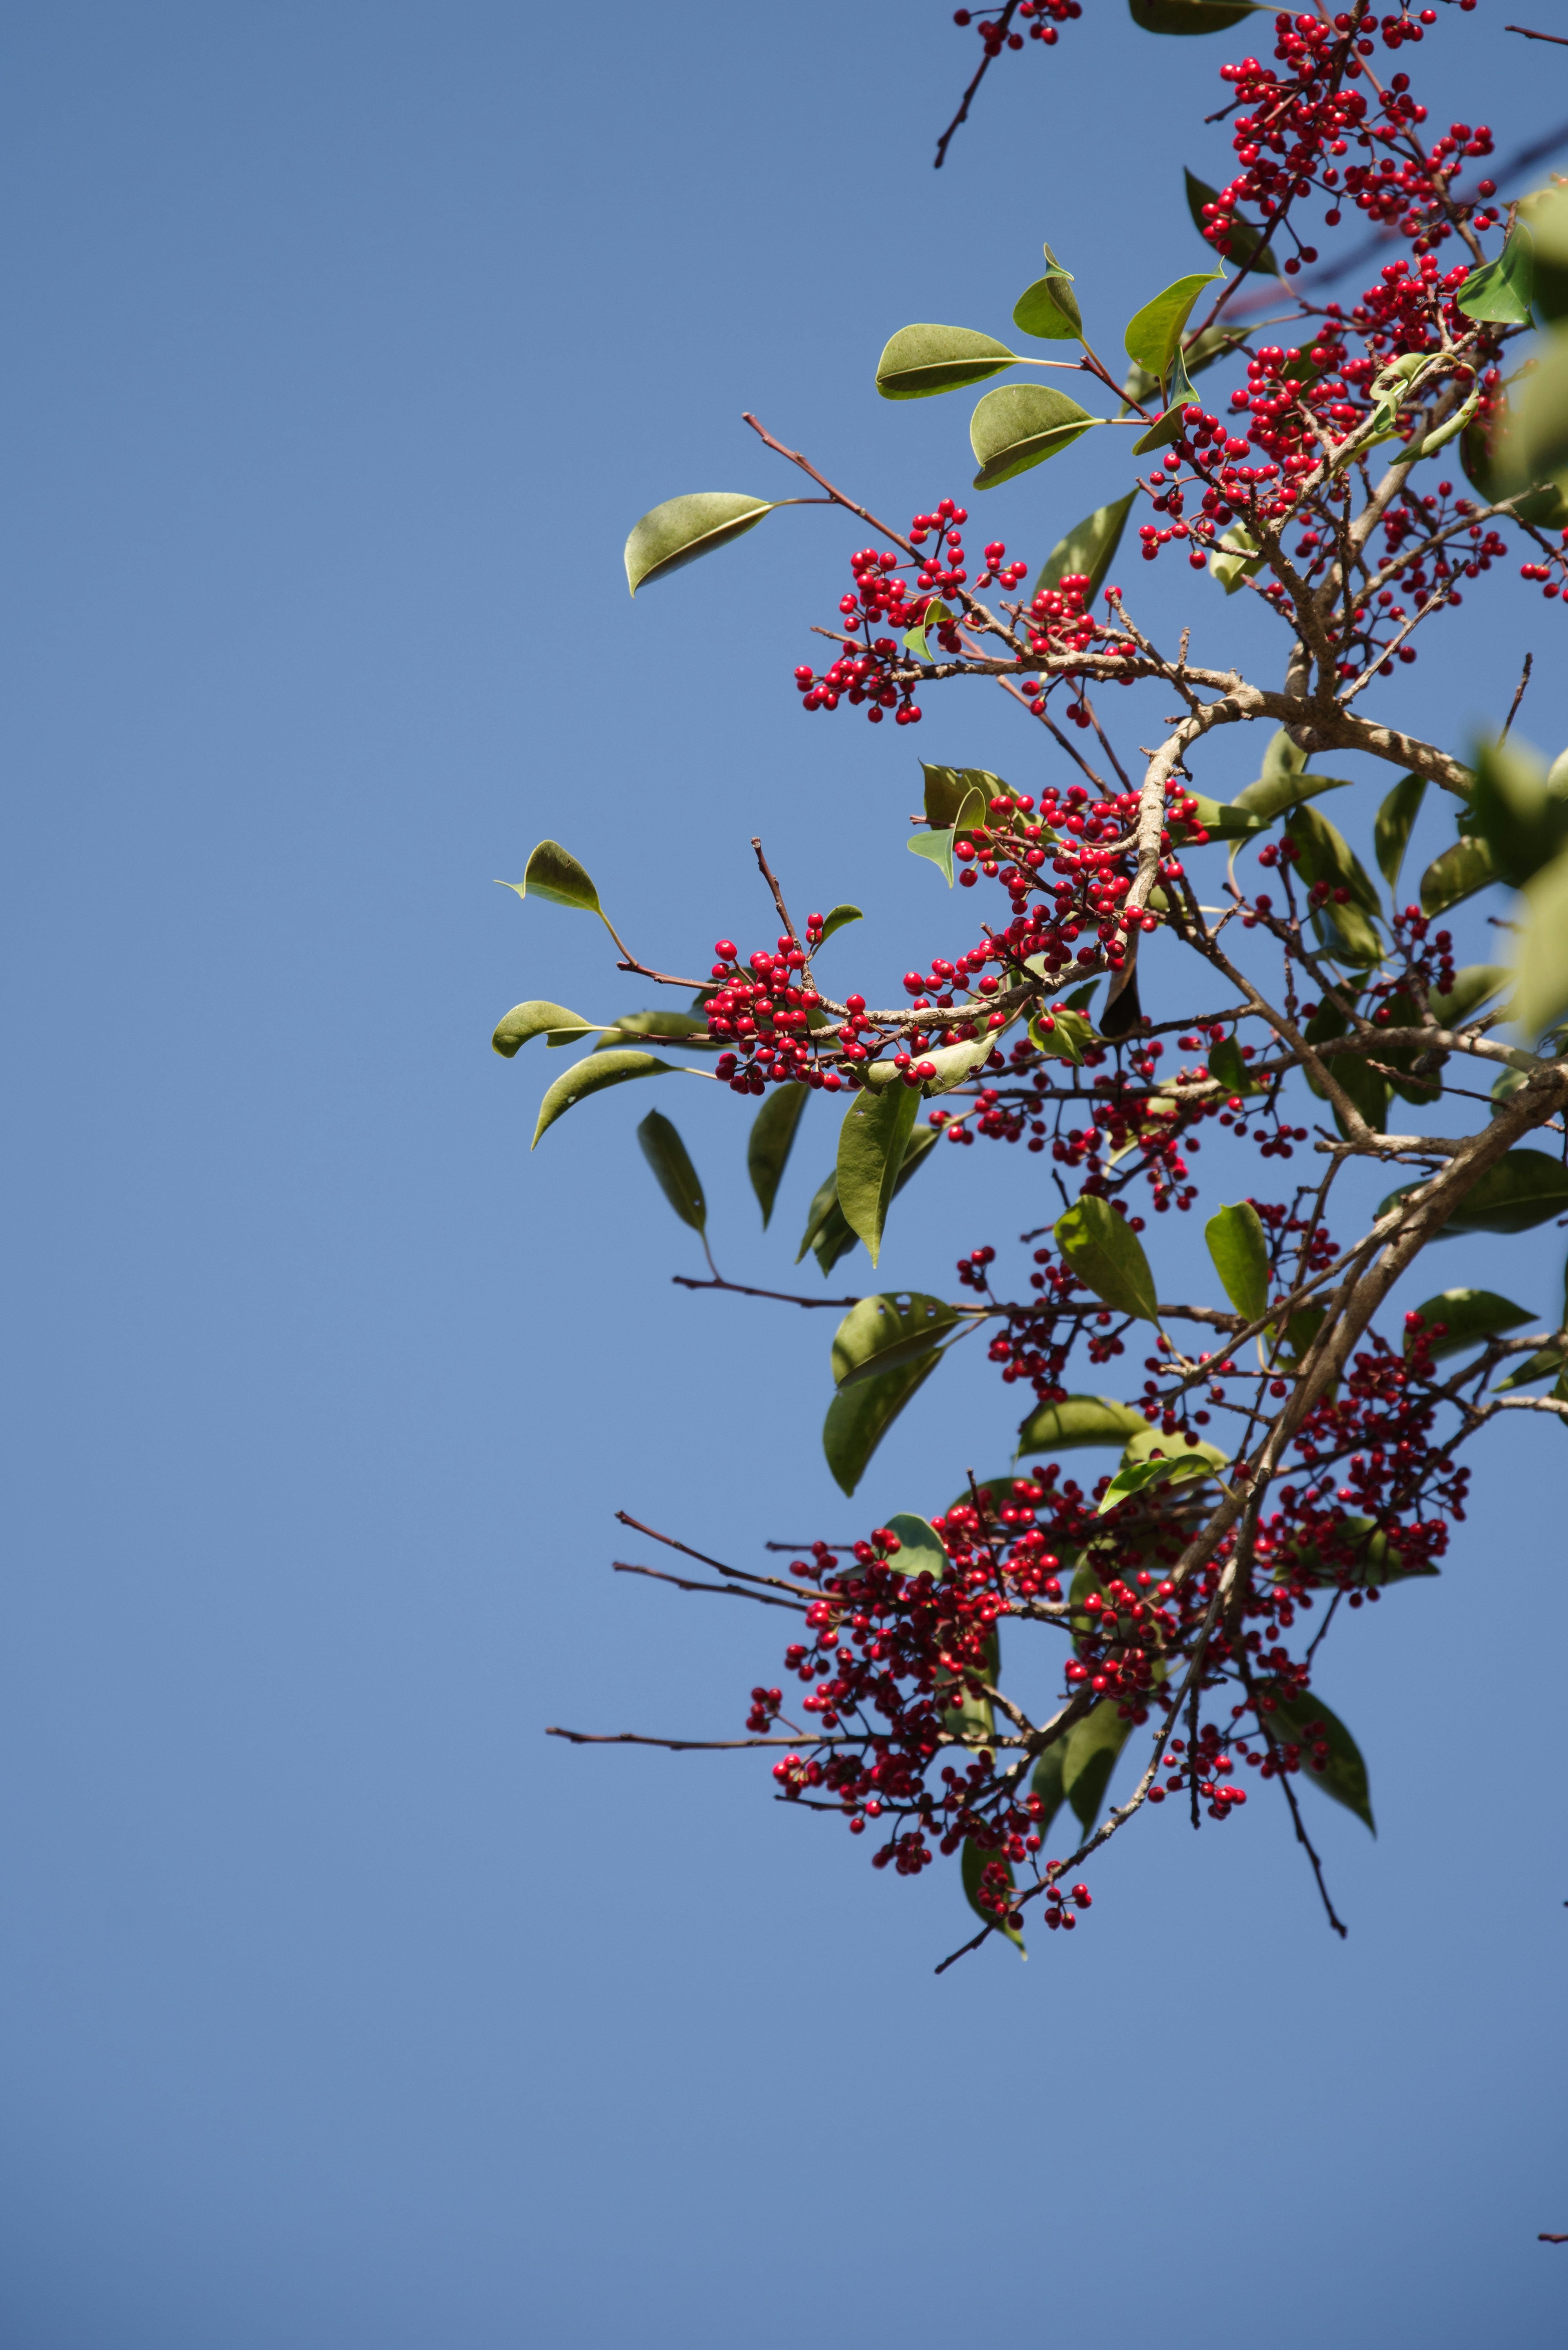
[504,5,1568,1968]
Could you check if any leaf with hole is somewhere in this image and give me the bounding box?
[831,1292,964,1390]
[1374,773,1426,893]
[822,1351,944,1497]
[1378,1148,1568,1237]
[624,493,775,595]
[1456,226,1534,330]
[1016,1394,1150,1458]
[491,1000,602,1059]
[747,1084,808,1228]
[532,1050,679,1149]
[1055,1196,1159,1324]
[1123,270,1224,389]
[1255,1686,1374,1833]
[1184,169,1277,276]
[1205,1200,1269,1321]
[961,1836,1025,1954]
[969,384,1098,491]
[636,1110,706,1236]
[1032,491,1138,604]
[1403,1287,1532,1365]
[875,323,1017,400]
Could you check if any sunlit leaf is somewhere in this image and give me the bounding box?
[490,1000,601,1059]
[1403,1287,1531,1364]
[961,1837,1025,1953]
[969,383,1098,491]
[884,1512,948,1578]
[1184,168,1277,275]
[876,323,1017,400]
[831,1291,963,1389]
[1097,1451,1214,1515]
[1374,773,1426,893]
[747,1084,808,1228]
[1204,1200,1269,1321]
[822,1351,943,1496]
[624,493,775,595]
[1016,1394,1149,1457]
[836,1081,921,1271]
[1011,267,1082,342]
[1209,524,1264,593]
[908,829,958,886]
[1054,1195,1159,1324]
[1378,1148,1568,1237]
[636,1109,706,1235]
[496,839,606,920]
[1032,491,1138,604]
[1029,1006,1095,1066]
[1254,1686,1374,1833]
[532,1049,676,1149]
[816,903,862,945]
[918,1028,1014,1095]
[1456,225,1534,329]
[1123,270,1224,388]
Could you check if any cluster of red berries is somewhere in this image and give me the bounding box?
[951,1,1080,57]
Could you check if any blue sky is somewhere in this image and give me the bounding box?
[2,4,1565,2343]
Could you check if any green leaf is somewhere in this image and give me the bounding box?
[1378,1148,1568,1237]
[902,596,952,665]
[800,1126,940,1275]
[822,1351,944,1496]
[875,323,1017,401]
[1456,225,1534,330]
[1184,169,1278,276]
[1032,491,1138,605]
[1515,844,1568,1039]
[1030,1740,1069,1842]
[908,829,958,886]
[836,1081,922,1270]
[1209,524,1264,593]
[1097,1451,1214,1515]
[1429,963,1510,1028]
[1233,734,1354,823]
[961,1837,1025,1953]
[816,903,862,945]
[1120,323,1249,414]
[1062,1699,1136,1833]
[1284,804,1384,968]
[1374,773,1426,894]
[920,763,992,836]
[1204,1201,1269,1321]
[942,1621,999,1752]
[1123,270,1224,389]
[496,839,606,920]
[1512,323,1568,494]
[490,999,601,1059]
[1460,387,1568,529]
[636,1109,706,1235]
[1012,268,1082,342]
[1274,1302,1326,1369]
[969,383,1098,491]
[1255,1686,1374,1833]
[831,1291,963,1389]
[1016,1394,1149,1458]
[597,1008,723,1050]
[747,1084,808,1228]
[1420,834,1495,918]
[1471,732,1568,887]
[1129,0,1265,29]
[1029,1006,1095,1066]
[884,1512,948,1578]
[624,493,775,595]
[915,1028,1015,1095]
[1403,1287,1532,1364]
[1183,793,1267,843]
[1305,996,1389,1137]
[1497,1339,1567,1391]
[1525,182,1568,325]
[532,1049,676,1148]
[1054,1195,1159,1324]
[1207,1036,1263,1099]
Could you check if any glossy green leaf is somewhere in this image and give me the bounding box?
[1284,804,1384,968]
[1403,1287,1531,1364]
[1515,844,1568,1039]
[902,595,952,666]
[876,323,1016,401]
[1184,169,1277,276]
[836,1081,921,1270]
[1378,1149,1568,1237]
[1207,1036,1263,1100]
[1374,773,1426,893]
[961,1837,1025,1953]
[1016,1394,1149,1458]
[831,1291,963,1389]
[800,1126,939,1275]
[1029,1006,1095,1066]
[1204,1200,1269,1322]
[1063,1699,1136,1834]
[636,1109,706,1235]
[1430,963,1510,1028]
[1032,491,1138,605]
[1097,1451,1214,1516]
[747,1084,808,1228]
[1012,268,1082,342]
[816,903,862,946]
[1255,1686,1374,1833]
[496,840,605,919]
[1124,270,1224,388]
[884,1512,948,1578]
[822,1351,943,1496]
[491,1000,601,1059]
[969,383,1097,491]
[1456,226,1534,329]
[1054,1195,1159,1324]
[1120,323,1248,414]
[1419,834,1496,918]
[1472,732,1568,887]
[532,1050,675,1148]
[918,1028,1014,1095]
[624,493,775,595]
[1129,0,1264,29]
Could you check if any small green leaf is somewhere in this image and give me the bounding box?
[902,596,952,665]
[636,1109,706,1235]
[1063,1699,1136,1833]
[1515,845,1568,1039]
[1123,270,1224,388]
[1497,1339,1567,1391]
[822,1352,944,1496]
[908,829,958,886]
[1456,225,1534,330]
[532,1050,676,1148]
[1209,524,1264,593]
[816,904,862,945]
[920,763,991,834]
[624,493,775,595]
[1419,835,1496,918]
[969,383,1098,491]
[1029,1007,1095,1066]
[1129,0,1265,29]
[836,1081,922,1270]
[1032,491,1138,605]
[1184,168,1278,275]
[1012,268,1082,342]
[884,1512,948,1578]
[1097,1451,1214,1515]
[1054,1195,1160,1324]
[961,1837,1025,1954]
[875,323,1017,401]
[1205,1200,1269,1321]
[1284,804,1384,968]
[497,840,605,919]
[1016,1394,1149,1457]
[1255,1686,1374,1833]
[490,1000,601,1059]
[1403,1287,1532,1364]
[747,1084,808,1228]
[1429,964,1510,1027]
[1374,773,1427,893]
[831,1292,963,1389]
[1207,1036,1263,1099]
[1233,734,1353,823]
[1378,1148,1568,1237]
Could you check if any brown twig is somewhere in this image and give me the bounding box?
[612,1560,809,1613]
[751,836,800,947]
[546,1727,851,1750]
[1508,25,1568,47]
[614,1511,809,1597]
[673,1273,864,1309]
[933,2,1021,170]
[1502,649,1535,741]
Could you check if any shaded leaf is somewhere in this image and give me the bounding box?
[1429,963,1510,1027]
[1205,1200,1269,1321]
[822,1351,943,1496]
[747,1084,808,1227]
[496,839,605,919]
[1055,1195,1159,1323]
[1456,226,1534,330]
[802,1126,940,1275]
[831,1291,963,1389]
[1374,773,1426,893]
[1032,491,1138,604]
[969,383,1098,491]
[961,1837,1025,1954]
[1017,1394,1149,1458]
[1471,731,1568,887]
[1012,266,1082,342]
[942,1622,999,1752]
[876,323,1016,401]
[1419,834,1496,917]
[1130,0,1264,29]
[1233,750,1353,825]
[1303,995,1388,1137]
[836,1081,921,1270]
[1255,1686,1374,1833]
[636,1109,706,1235]
[1497,1339,1567,1391]
[1184,793,1267,843]
[1207,1036,1263,1099]
[1030,1740,1069,1842]
[491,999,601,1059]
[1274,1302,1326,1369]
[1378,1148,1568,1237]
[1124,270,1224,388]
[1284,804,1384,967]
[1460,387,1568,529]
[884,1512,948,1578]
[918,1028,1014,1095]
[1185,168,1276,275]
[532,1050,675,1149]
[1515,844,1568,1039]
[1063,1699,1136,1834]
[1029,1006,1095,1066]
[624,493,775,595]
[1403,1287,1532,1364]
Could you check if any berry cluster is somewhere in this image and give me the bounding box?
[951,0,1080,57]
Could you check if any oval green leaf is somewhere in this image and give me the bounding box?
[1420,834,1496,918]
[1379,1148,1568,1237]
[1016,1393,1149,1458]
[1403,1287,1532,1364]
[624,493,775,595]
[884,1512,948,1579]
[747,1083,808,1228]
[822,1351,944,1496]
[815,903,863,945]
[1123,270,1224,387]
[1062,1698,1135,1834]
[637,1109,706,1235]
[498,840,604,918]
[800,1126,940,1275]
[875,323,1017,401]
[1184,168,1277,275]
[831,1291,962,1389]
[1011,270,1082,342]
[1097,1450,1214,1516]
[1374,773,1426,893]
[1456,226,1534,330]
[491,1000,601,1059]
[1204,1200,1269,1322]
[532,1049,675,1149]
[836,1080,922,1269]
[969,383,1097,492]
[1054,1195,1159,1324]
[1255,1686,1374,1833]
[1032,491,1137,604]
[1515,845,1568,1039]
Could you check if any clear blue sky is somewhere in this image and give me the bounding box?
[2,4,1564,2343]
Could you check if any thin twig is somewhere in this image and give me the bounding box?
[1502,650,1535,741]
[673,1273,864,1309]
[1507,25,1568,47]
[933,2,1021,170]
[612,1560,809,1613]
